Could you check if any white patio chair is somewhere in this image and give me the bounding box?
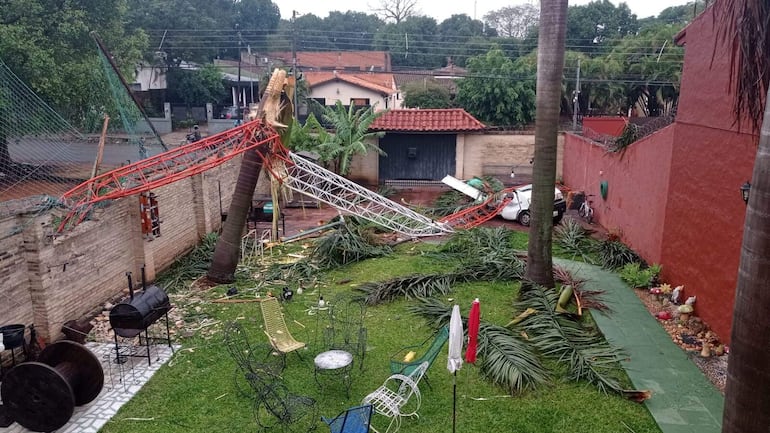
[361,361,429,433]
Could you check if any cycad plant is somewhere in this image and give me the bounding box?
[319,101,387,175]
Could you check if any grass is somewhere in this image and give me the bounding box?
[99,240,661,433]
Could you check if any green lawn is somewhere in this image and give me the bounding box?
[99,235,661,433]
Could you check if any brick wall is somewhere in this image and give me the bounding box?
[0,216,33,328]
[1,157,240,341]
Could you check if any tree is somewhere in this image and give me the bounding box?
[373,0,419,24]
[717,1,770,432]
[208,69,294,283]
[437,14,489,66]
[322,11,384,51]
[167,64,227,109]
[402,81,452,108]
[484,4,540,39]
[233,0,281,53]
[566,0,638,51]
[455,48,536,127]
[318,101,386,175]
[0,0,146,171]
[525,0,568,287]
[374,16,441,68]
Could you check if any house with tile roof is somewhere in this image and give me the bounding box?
[346,108,563,187]
[303,71,401,112]
[264,51,391,72]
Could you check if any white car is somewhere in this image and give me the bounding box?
[499,184,567,226]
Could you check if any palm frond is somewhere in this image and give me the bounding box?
[356,274,454,305]
[554,217,596,263]
[311,222,392,269]
[514,285,626,394]
[715,0,770,132]
[595,239,640,270]
[410,298,548,393]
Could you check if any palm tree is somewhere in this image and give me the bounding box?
[717,2,770,432]
[208,69,291,283]
[319,101,386,175]
[525,0,569,287]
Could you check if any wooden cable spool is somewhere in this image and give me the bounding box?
[0,340,104,432]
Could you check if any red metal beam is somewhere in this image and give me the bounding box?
[57,120,281,232]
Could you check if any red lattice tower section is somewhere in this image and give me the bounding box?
[57,120,280,232]
[438,187,516,229]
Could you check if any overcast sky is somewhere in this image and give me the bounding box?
[276,0,692,22]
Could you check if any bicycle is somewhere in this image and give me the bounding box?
[578,194,595,224]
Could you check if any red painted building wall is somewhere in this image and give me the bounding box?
[563,126,674,265]
[562,5,757,343]
[582,117,628,140]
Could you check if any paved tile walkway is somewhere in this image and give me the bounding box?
[2,341,177,433]
[557,259,724,433]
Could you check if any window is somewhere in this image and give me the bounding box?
[350,98,370,107]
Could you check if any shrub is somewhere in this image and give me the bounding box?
[619,263,661,289]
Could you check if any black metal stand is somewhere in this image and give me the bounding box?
[112,310,173,367]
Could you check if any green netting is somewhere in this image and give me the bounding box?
[95,44,165,158]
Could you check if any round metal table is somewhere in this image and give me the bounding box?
[313,349,353,397]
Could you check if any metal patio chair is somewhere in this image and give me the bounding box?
[388,325,448,390]
[260,297,306,367]
[248,372,318,433]
[223,321,283,396]
[321,404,373,433]
[362,362,429,433]
[323,293,368,370]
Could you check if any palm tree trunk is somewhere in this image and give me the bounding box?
[207,144,264,283]
[525,0,568,287]
[722,86,770,432]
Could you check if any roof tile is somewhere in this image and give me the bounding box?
[370,109,486,132]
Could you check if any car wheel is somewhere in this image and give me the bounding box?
[518,210,531,227]
[553,213,564,225]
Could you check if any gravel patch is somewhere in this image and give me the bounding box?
[633,287,727,394]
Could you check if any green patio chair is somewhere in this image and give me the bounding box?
[388,325,449,390]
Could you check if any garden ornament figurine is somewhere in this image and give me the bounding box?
[671,285,683,304]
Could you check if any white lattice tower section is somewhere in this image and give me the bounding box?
[283,153,452,237]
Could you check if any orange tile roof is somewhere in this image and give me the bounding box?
[304,71,395,95]
[370,109,486,132]
[267,51,391,71]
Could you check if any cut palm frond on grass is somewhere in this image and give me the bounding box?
[355,257,525,305]
[410,298,548,393]
[312,221,392,268]
[553,265,610,313]
[514,284,648,399]
[436,227,518,257]
[356,274,454,305]
[595,238,641,270]
[554,217,596,264]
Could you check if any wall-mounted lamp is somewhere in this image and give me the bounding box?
[741,181,751,204]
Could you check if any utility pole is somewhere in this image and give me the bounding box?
[291,10,299,119]
[572,58,581,131]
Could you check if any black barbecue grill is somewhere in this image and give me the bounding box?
[109,266,172,365]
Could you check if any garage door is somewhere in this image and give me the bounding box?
[378,133,456,181]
